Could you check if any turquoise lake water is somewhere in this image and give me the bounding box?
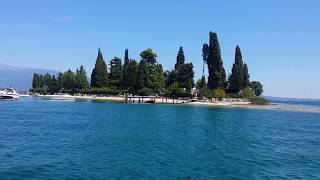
[1,98,320,179]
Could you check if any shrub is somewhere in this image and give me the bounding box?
[138,87,152,96]
[240,87,254,99]
[249,96,270,105]
[165,82,189,98]
[212,88,226,100]
[80,87,120,95]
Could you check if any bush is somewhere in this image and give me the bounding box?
[138,87,152,96]
[31,87,48,95]
[240,87,254,99]
[250,81,264,96]
[240,87,270,105]
[165,82,190,98]
[80,87,121,95]
[249,96,270,105]
[212,88,226,100]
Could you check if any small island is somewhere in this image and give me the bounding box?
[31,32,268,106]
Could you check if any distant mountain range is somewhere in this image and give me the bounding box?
[0,63,58,91]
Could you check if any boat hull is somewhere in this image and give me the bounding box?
[39,95,75,101]
[0,95,18,100]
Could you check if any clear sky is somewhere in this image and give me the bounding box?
[0,0,319,98]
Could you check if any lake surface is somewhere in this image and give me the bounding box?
[1,98,320,179]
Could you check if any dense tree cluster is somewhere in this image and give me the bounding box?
[165,47,194,96]
[199,31,264,100]
[32,66,89,94]
[31,31,264,100]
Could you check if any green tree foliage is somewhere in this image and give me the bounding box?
[122,49,130,88]
[165,82,188,98]
[32,67,89,94]
[250,81,264,96]
[228,46,244,94]
[175,46,185,70]
[212,88,226,100]
[32,73,41,89]
[148,64,165,94]
[196,76,207,90]
[62,69,76,91]
[81,87,120,96]
[49,75,59,94]
[127,59,138,90]
[75,65,89,90]
[140,49,157,64]
[176,63,194,93]
[240,86,269,105]
[165,47,194,94]
[91,48,108,88]
[57,72,64,90]
[205,32,227,90]
[137,59,150,89]
[165,70,177,87]
[138,87,152,96]
[202,44,209,76]
[243,63,250,88]
[43,73,52,89]
[109,57,122,88]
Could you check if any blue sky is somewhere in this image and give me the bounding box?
[0,0,319,98]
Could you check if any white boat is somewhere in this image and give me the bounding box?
[0,88,20,100]
[38,94,75,101]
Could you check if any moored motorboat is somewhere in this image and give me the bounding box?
[38,94,75,101]
[0,88,20,100]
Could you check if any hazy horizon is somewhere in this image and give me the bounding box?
[0,0,319,99]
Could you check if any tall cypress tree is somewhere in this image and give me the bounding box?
[202,44,209,77]
[122,49,130,88]
[137,59,149,89]
[207,32,226,89]
[32,73,41,89]
[228,46,244,94]
[243,63,250,88]
[175,46,185,70]
[91,48,109,88]
[109,57,122,88]
[127,59,138,90]
[124,49,129,65]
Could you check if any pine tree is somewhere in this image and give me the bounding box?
[206,32,227,90]
[175,46,185,70]
[228,46,244,94]
[109,57,122,88]
[243,63,250,88]
[91,48,109,88]
[140,49,157,64]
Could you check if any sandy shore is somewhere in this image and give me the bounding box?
[73,95,252,106]
[188,101,251,106]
